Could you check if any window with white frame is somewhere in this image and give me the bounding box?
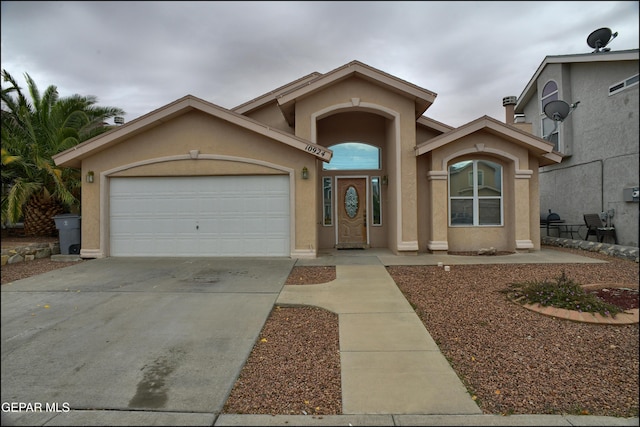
[371,176,382,225]
[322,177,332,226]
[322,142,381,170]
[609,73,639,96]
[449,160,503,226]
[540,81,559,150]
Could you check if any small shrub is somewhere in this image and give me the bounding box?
[501,271,624,317]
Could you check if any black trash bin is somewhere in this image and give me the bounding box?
[53,214,81,255]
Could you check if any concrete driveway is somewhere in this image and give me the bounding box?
[1,257,295,425]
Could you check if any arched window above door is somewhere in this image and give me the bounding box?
[322,142,381,170]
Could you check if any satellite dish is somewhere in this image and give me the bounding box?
[587,27,618,52]
[544,100,571,122]
[542,100,580,141]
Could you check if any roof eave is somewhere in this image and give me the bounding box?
[277,60,437,126]
[417,115,455,133]
[515,49,639,113]
[232,72,322,115]
[415,115,560,165]
[54,95,333,168]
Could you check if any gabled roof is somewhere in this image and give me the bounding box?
[416,115,454,134]
[414,115,562,166]
[515,49,639,112]
[231,72,322,115]
[53,95,332,168]
[276,60,438,126]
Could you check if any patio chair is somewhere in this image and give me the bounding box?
[583,213,617,244]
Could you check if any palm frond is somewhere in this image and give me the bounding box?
[2,69,124,233]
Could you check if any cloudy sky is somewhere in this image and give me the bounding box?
[2,1,638,128]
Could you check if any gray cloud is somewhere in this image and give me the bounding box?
[2,1,638,127]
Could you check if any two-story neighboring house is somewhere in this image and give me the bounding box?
[508,48,639,247]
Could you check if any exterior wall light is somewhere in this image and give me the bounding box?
[86,171,95,183]
[302,166,309,180]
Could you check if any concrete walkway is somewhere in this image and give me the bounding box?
[278,263,482,415]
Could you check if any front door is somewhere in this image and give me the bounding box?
[337,178,367,248]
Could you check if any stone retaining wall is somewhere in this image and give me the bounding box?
[542,236,639,263]
[1,242,61,265]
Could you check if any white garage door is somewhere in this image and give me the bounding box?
[110,176,290,256]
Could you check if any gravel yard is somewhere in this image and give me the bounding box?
[224,247,638,418]
[2,243,638,417]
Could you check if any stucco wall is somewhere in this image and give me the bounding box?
[416,154,431,252]
[80,110,317,257]
[424,130,535,253]
[531,59,639,246]
[292,76,419,254]
[241,102,294,134]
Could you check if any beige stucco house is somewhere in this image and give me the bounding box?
[53,60,561,258]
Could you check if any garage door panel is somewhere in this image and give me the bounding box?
[266,217,288,233]
[110,176,290,257]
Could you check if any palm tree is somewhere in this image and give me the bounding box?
[1,70,125,236]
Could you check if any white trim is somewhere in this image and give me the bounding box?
[516,239,534,249]
[371,176,382,226]
[427,240,449,251]
[427,171,448,180]
[322,142,382,171]
[397,241,419,252]
[448,160,504,227]
[608,73,639,96]
[322,176,333,227]
[441,147,522,171]
[291,248,317,259]
[515,170,534,179]
[441,147,533,179]
[80,249,104,259]
[415,116,556,158]
[100,154,295,257]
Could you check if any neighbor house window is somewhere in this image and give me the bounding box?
[540,80,559,150]
[468,169,483,186]
[609,73,639,96]
[449,160,502,226]
[371,176,382,225]
[323,177,332,226]
[322,142,381,170]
